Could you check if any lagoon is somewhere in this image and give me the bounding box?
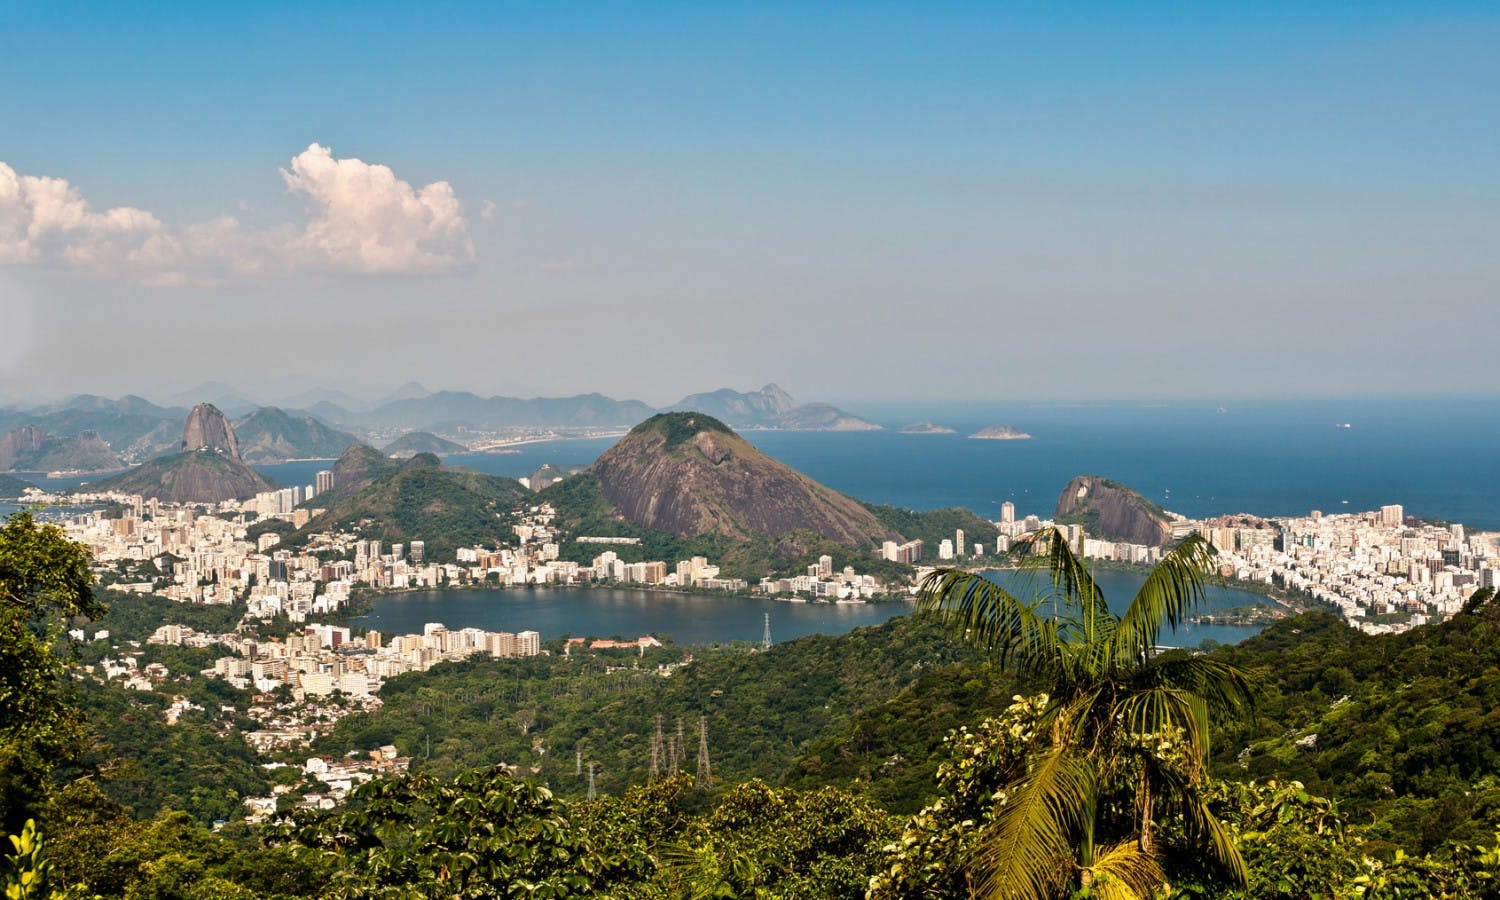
[357,569,1273,647]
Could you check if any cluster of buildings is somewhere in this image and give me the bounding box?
[1195,505,1500,634]
[146,619,542,704]
[760,554,887,601]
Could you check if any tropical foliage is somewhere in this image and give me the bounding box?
[912,527,1256,898]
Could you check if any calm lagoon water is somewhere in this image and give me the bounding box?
[358,568,1271,648]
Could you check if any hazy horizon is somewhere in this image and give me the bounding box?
[4,4,1496,403]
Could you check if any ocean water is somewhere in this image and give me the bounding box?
[10,395,1498,531]
[436,397,1500,531]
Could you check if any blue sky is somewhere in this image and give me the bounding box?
[2,2,1496,404]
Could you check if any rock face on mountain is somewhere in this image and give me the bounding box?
[1054,475,1173,548]
[181,403,240,456]
[0,425,47,469]
[592,413,887,544]
[233,407,357,463]
[98,404,272,502]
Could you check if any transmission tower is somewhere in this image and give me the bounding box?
[649,714,664,782]
[587,762,598,801]
[669,718,685,776]
[696,715,712,789]
[575,742,582,776]
[762,613,771,650]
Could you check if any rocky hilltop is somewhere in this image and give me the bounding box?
[99,405,272,502]
[592,413,886,544]
[1054,474,1172,548]
[181,403,240,456]
[969,424,1031,440]
[899,421,956,434]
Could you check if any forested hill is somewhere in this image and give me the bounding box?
[0,472,33,497]
[784,602,1500,856]
[1215,601,1500,852]
[294,455,532,559]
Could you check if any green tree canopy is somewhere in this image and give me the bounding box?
[0,510,103,833]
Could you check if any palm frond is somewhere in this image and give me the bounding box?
[1086,839,1167,900]
[1111,687,1211,760]
[1141,653,1257,722]
[916,568,1065,674]
[1012,527,1113,631]
[971,741,1096,900]
[1112,534,1217,660]
[1182,798,1249,887]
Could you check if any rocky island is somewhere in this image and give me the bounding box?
[968,424,1031,440]
[898,421,957,434]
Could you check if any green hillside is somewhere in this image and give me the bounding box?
[319,615,976,799]
[0,473,33,497]
[295,456,532,558]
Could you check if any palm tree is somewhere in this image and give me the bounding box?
[917,526,1256,899]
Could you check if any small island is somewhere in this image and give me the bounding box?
[898,421,957,435]
[969,424,1032,440]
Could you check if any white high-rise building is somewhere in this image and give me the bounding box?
[1380,504,1404,527]
[1001,501,1015,524]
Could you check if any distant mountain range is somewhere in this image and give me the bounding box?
[0,383,882,474]
[233,407,359,464]
[668,384,880,430]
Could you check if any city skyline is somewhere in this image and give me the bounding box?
[3,3,1497,403]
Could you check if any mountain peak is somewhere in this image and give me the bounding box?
[594,414,884,544]
[181,403,240,457]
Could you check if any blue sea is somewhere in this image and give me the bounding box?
[9,396,1499,530]
[295,396,1500,531]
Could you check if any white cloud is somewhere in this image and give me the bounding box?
[480,200,497,222]
[0,162,163,266]
[280,143,473,273]
[0,144,475,282]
